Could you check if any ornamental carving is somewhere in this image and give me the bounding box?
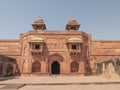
[32,53,44,61]
[46,39,66,49]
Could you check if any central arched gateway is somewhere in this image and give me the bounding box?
[51,61,60,74]
[48,53,63,75]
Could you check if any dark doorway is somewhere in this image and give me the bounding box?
[51,61,60,74]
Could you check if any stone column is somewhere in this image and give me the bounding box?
[69,44,71,51]
[79,61,85,75]
[13,64,16,75]
[0,62,3,77]
[41,61,47,74]
[102,63,105,75]
[2,63,7,76]
[95,63,97,75]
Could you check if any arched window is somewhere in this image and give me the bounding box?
[70,61,79,73]
[32,61,41,72]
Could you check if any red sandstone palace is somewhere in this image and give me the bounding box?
[0,17,120,76]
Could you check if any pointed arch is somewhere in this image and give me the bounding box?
[70,61,79,73]
[32,61,41,72]
[48,53,64,62]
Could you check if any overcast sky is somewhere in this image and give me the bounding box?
[0,0,120,40]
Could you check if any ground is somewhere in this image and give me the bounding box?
[0,76,120,90]
[19,84,120,90]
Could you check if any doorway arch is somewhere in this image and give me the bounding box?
[51,61,60,74]
[48,53,63,75]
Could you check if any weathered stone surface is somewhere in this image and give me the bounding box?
[0,54,18,77]
[0,84,25,89]
[95,57,120,78]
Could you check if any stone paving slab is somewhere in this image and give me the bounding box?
[19,84,120,90]
[0,76,120,90]
[0,76,120,85]
[0,84,25,90]
[0,85,5,88]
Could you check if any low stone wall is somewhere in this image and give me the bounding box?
[0,54,18,77]
[95,57,120,78]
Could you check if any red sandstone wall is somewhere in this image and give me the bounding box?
[90,40,120,72]
[0,40,21,72]
[0,40,21,55]
[92,40,120,56]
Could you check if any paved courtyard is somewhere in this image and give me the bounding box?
[0,76,120,90]
[19,84,120,90]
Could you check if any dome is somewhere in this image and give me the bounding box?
[68,18,78,25]
[65,18,80,30]
[32,17,46,30]
[34,17,44,24]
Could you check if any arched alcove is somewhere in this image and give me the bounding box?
[70,61,79,73]
[32,61,41,72]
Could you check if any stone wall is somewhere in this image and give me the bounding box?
[1,33,120,76]
[19,30,90,75]
[0,40,21,55]
[91,40,120,56]
[0,54,19,77]
[90,40,120,73]
[95,57,120,78]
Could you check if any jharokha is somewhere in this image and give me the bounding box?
[0,17,120,77]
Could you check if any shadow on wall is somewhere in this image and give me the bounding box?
[0,54,20,77]
[95,57,120,78]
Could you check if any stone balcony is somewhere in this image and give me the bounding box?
[30,49,43,55]
[69,50,81,55]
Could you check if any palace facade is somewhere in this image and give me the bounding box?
[0,17,120,76]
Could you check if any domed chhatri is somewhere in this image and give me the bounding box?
[66,18,80,31]
[34,17,44,24]
[68,18,78,25]
[32,17,46,30]
[32,17,80,31]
